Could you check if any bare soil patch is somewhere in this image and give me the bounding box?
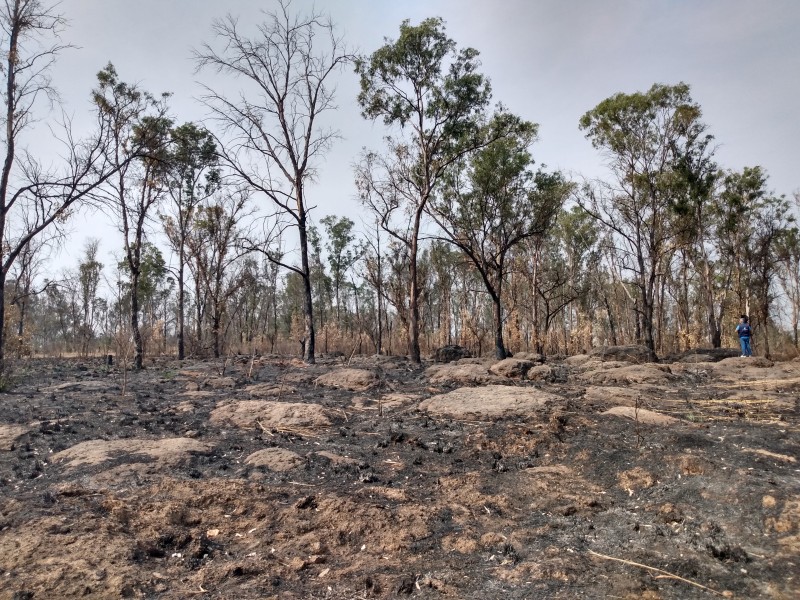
[0,353,797,599]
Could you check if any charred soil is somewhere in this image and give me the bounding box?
[0,354,798,599]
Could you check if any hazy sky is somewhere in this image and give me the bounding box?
[31,0,800,273]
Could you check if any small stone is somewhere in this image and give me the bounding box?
[288,557,307,571]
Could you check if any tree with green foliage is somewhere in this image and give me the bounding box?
[321,215,363,327]
[579,82,712,357]
[186,192,251,358]
[93,63,172,369]
[716,167,796,358]
[161,123,219,360]
[356,17,509,363]
[77,239,103,356]
[196,0,349,364]
[775,213,800,349]
[431,112,571,358]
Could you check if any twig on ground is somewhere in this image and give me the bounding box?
[588,549,725,596]
[255,420,274,436]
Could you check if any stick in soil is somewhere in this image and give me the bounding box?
[346,334,362,366]
[588,550,726,596]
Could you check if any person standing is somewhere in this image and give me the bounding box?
[736,315,752,357]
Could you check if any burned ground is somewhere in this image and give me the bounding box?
[0,353,798,599]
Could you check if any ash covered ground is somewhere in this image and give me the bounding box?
[0,349,798,599]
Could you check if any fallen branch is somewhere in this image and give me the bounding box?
[588,550,725,597]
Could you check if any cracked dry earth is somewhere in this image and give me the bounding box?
[0,352,798,599]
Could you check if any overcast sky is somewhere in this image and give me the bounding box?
[33,0,800,273]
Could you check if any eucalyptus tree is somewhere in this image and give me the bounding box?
[356,17,510,363]
[161,123,219,359]
[196,0,349,364]
[668,124,720,347]
[92,63,172,369]
[76,239,103,355]
[321,215,363,327]
[552,205,600,352]
[775,221,800,349]
[430,112,571,358]
[716,167,795,358]
[579,82,712,357]
[117,243,170,351]
[360,217,385,354]
[185,191,252,358]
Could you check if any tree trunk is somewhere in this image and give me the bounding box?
[131,271,143,370]
[16,299,25,337]
[643,301,656,357]
[0,273,6,369]
[408,234,421,363]
[492,291,507,360]
[531,246,542,354]
[212,311,221,359]
[177,250,185,360]
[297,217,315,364]
[761,299,771,360]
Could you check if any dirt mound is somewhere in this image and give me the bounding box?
[601,405,680,425]
[314,368,378,391]
[51,437,213,469]
[425,361,500,385]
[210,400,331,430]
[668,348,741,363]
[419,385,562,419]
[244,447,304,471]
[243,382,297,397]
[589,344,657,364]
[580,364,673,385]
[431,344,472,362]
[526,364,553,381]
[489,357,534,378]
[583,385,650,407]
[351,392,419,413]
[41,380,117,393]
[716,356,775,369]
[564,353,590,366]
[0,423,31,450]
[512,351,544,362]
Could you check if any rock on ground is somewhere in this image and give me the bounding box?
[419,385,562,419]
